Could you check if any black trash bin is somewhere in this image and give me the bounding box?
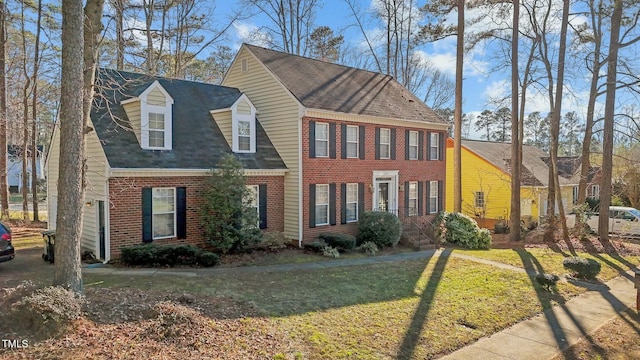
[41,230,55,263]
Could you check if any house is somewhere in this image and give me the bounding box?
[222,44,448,244]
[8,145,45,193]
[46,69,288,262]
[445,139,582,229]
[46,45,448,261]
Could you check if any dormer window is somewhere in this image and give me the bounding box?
[231,94,257,153]
[122,80,174,150]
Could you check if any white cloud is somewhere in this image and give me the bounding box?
[232,21,271,49]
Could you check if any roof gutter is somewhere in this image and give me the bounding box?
[303,108,449,131]
[109,168,288,177]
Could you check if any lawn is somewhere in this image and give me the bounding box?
[455,248,640,282]
[76,250,590,359]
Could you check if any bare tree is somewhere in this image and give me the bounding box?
[20,0,32,220]
[31,0,43,222]
[453,0,463,213]
[0,0,8,219]
[510,0,520,241]
[599,0,623,241]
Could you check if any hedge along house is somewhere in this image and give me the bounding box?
[222,44,449,244]
[45,69,287,262]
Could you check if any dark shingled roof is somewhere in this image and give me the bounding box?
[245,44,446,124]
[91,69,287,170]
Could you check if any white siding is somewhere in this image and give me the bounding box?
[223,47,302,240]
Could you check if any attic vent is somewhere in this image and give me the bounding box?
[241,58,248,73]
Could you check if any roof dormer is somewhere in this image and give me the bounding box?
[121,81,174,150]
[231,94,256,153]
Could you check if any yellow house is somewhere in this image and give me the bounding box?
[445,138,581,229]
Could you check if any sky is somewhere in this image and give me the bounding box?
[211,0,615,139]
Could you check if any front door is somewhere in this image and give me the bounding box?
[373,172,398,214]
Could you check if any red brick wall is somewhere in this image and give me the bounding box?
[107,175,284,258]
[302,117,447,242]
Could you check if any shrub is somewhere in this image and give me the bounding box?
[563,256,601,279]
[319,233,356,251]
[196,252,220,267]
[322,246,340,258]
[357,241,378,256]
[12,286,85,339]
[254,231,289,251]
[357,211,402,248]
[535,273,560,291]
[303,241,328,253]
[120,244,219,267]
[435,212,492,249]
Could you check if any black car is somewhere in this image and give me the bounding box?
[0,222,14,263]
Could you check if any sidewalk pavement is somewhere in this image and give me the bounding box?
[440,272,637,360]
[83,249,638,360]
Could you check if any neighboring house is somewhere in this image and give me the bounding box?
[8,145,45,193]
[222,44,448,244]
[445,139,582,229]
[46,69,288,262]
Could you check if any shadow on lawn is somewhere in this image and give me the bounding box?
[516,249,605,359]
[397,248,451,360]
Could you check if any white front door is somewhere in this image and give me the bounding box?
[373,171,398,214]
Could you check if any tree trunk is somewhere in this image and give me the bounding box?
[453,0,463,213]
[0,0,8,219]
[599,0,622,241]
[510,0,521,241]
[550,0,571,242]
[114,0,124,70]
[31,0,43,222]
[54,0,86,293]
[20,1,30,220]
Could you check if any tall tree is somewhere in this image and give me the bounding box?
[599,0,623,241]
[31,0,43,222]
[453,0,463,212]
[0,0,7,219]
[20,0,32,220]
[510,0,520,241]
[308,26,343,62]
[54,0,85,292]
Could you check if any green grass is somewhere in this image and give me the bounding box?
[455,248,640,281]
[86,251,591,359]
[11,235,43,250]
[5,210,47,221]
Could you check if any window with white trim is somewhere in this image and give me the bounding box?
[138,82,173,150]
[409,131,418,160]
[430,132,439,160]
[231,96,256,153]
[346,125,359,158]
[315,184,329,225]
[152,188,176,239]
[379,128,391,159]
[408,181,418,216]
[346,183,358,222]
[572,186,579,205]
[591,184,600,199]
[315,123,329,157]
[474,191,485,209]
[238,119,251,151]
[429,181,438,213]
[148,113,166,148]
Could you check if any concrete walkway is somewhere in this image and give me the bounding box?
[83,249,639,360]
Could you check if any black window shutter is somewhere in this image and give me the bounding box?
[404,181,409,214]
[329,123,337,159]
[309,121,316,158]
[438,180,444,213]
[375,127,380,160]
[259,184,268,229]
[358,183,365,219]
[176,187,187,239]
[329,183,336,225]
[439,133,445,161]
[309,184,316,228]
[142,188,153,243]
[340,183,347,224]
[426,131,432,160]
[418,181,424,216]
[359,126,366,159]
[405,130,410,160]
[341,124,347,159]
[418,130,424,160]
[390,128,397,160]
[425,181,431,215]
